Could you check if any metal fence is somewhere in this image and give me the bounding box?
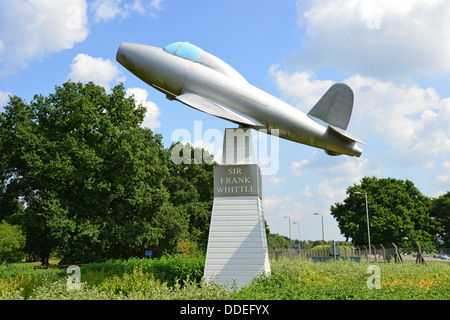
[269,243,450,264]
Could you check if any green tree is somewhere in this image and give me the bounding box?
[267,234,290,250]
[430,191,450,247]
[164,142,216,253]
[0,220,26,263]
[0,95,29,224]
[0,81,214,264]
[331,177,438,249]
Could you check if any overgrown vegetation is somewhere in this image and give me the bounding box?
[1,257,449,300]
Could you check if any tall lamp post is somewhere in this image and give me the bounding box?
[293,221,301,251]
[313,212,324,243]
[284,216,291,248]
[354,191,371,260]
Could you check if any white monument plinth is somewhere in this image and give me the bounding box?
[203,128,271,289]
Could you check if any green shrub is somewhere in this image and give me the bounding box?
[0,264,64,299]
[149,256,205,286]
[27,279,125,300]
[0,221,26,263]
[79,256,205,287]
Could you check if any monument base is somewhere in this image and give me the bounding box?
[203,128,270,289]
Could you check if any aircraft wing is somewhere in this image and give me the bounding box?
[176,92,264,127]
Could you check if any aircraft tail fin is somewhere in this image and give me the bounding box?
[307,83,354,130]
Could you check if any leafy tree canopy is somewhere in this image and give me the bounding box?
[331,176,440,250]
[0,81,215,265]
[430,191,450,247]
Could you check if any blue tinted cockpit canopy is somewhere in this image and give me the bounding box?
[164,41,248,83]
[164,42,202,62]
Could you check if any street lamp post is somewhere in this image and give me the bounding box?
[293,221,301,253]
[292,221,300,242]
[314,212,324,243]
[354,191,371,261]
[284,216,291,248]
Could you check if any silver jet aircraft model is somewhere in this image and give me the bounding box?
[116,41,364,157]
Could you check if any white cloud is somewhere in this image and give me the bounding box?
[436,174,449,185]
[269,65,332,111]
[263,195,293,213]
[269,176,286,186]
[68,53,126,91]
[292,154,372,208]
[0,0,88,72]
[432,161,450,191]
[0,0,165,74]
[263,195,311,219]
[0,91,11,108]
[90,0,122,22]
[291,159,310,177]
[316,157,369,184]
[288,149,383,217]
[90,0,163,22]
[262,193,329,239]
[292,0,450,79]
[125,88,161,130]
[300,185,312,197]
[317,179,347,203]
[270,67,450,169]
[443,161,450,172]
[150,0,163,10]
[346,75,450,167]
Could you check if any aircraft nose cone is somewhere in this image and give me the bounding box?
[116,42,141,68]
[116,42,163,84]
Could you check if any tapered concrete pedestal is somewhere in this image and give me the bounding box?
[203,128,270,289]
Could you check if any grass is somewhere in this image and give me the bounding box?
[236,259,450,300]
[1,257,449,300]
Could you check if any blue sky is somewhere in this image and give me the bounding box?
[1,0,449,242]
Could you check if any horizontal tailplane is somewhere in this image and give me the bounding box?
[327,125,365,145]
[324,125,364,157]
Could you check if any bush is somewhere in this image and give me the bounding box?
[149,256,205,286]
[0,264,64,299]
[78,256,205,287]
[0,221,26,263]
